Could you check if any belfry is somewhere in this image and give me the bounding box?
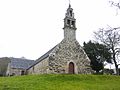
[63,4,76,41]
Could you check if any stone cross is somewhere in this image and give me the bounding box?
[69,0,71,5]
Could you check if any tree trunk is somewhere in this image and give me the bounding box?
[113,49,119,75]
[114,62,119,75]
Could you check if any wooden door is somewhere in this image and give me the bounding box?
[69,62,74,74]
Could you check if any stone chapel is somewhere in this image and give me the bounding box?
[27,4,92,74]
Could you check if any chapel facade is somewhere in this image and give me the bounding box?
[27,4,92,74]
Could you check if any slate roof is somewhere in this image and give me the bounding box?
[10,58,34,69]
[27,45,57,69]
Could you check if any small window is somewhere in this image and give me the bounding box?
[70,10,72,17]
[72,21,75,26]
[33,67,34,72]
[67,19,70,25]
[21,70,25,75]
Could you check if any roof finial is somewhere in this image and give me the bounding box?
[69,0,71,8]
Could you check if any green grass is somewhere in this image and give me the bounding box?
[0,74,120,90]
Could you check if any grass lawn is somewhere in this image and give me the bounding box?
[0,74,120,90]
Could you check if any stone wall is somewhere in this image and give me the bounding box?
[64,28,76,41]
[28,58,49,74]
[48,39,92,74]
[6,63,24,76]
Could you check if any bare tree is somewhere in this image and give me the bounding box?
[94,26,120,75]
[109,0,120,15]
[109,1,120,9]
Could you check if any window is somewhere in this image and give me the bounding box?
[72,21,75,26]
[67,19,70,25]
[21,70,25,75]
[33,67,34,72]
[70,10,72,17]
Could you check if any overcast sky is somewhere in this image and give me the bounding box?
[0,0,120,60]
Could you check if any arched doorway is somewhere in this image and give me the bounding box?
[69,62,74,74]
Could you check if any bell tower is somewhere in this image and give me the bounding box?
[63,4,77,41]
